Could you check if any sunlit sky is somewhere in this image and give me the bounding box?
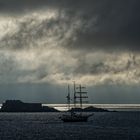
[0,0,140,103]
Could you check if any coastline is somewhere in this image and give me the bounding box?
[1,102,140,112]
[44,104,140,111]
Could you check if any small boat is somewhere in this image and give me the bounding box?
[60,82,93,122]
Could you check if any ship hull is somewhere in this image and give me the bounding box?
[60,113,93,122]
[61,117,88,122]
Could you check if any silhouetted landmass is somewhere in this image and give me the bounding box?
[69,106,109,112]
[84,106,109,112]
[41,106,59,112]
[0,100,59,112]
[0,100,110,112]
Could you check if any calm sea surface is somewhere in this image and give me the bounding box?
[0,112,140,140]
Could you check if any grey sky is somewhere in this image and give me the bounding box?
[0,0,140,103]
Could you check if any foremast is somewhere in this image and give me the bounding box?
[67,85,71,110]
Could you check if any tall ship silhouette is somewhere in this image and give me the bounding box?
[60,82,93,122]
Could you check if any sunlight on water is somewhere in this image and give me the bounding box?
[44,104,140,111]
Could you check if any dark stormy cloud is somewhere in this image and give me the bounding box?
[0,0,140,86]
[0,0,140,51]
[0,0,140,103]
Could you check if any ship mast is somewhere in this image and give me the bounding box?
[75,84,88,109]
[67,85,71,110]
[73,81,76,108]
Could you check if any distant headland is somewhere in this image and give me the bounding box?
[0,100,59,112]
[0,100,109,112]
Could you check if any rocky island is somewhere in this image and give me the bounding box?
[0,100,59,112]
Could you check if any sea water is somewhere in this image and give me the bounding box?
[0,112,140,140]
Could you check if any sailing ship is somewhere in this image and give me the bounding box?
[60,82,93,122]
